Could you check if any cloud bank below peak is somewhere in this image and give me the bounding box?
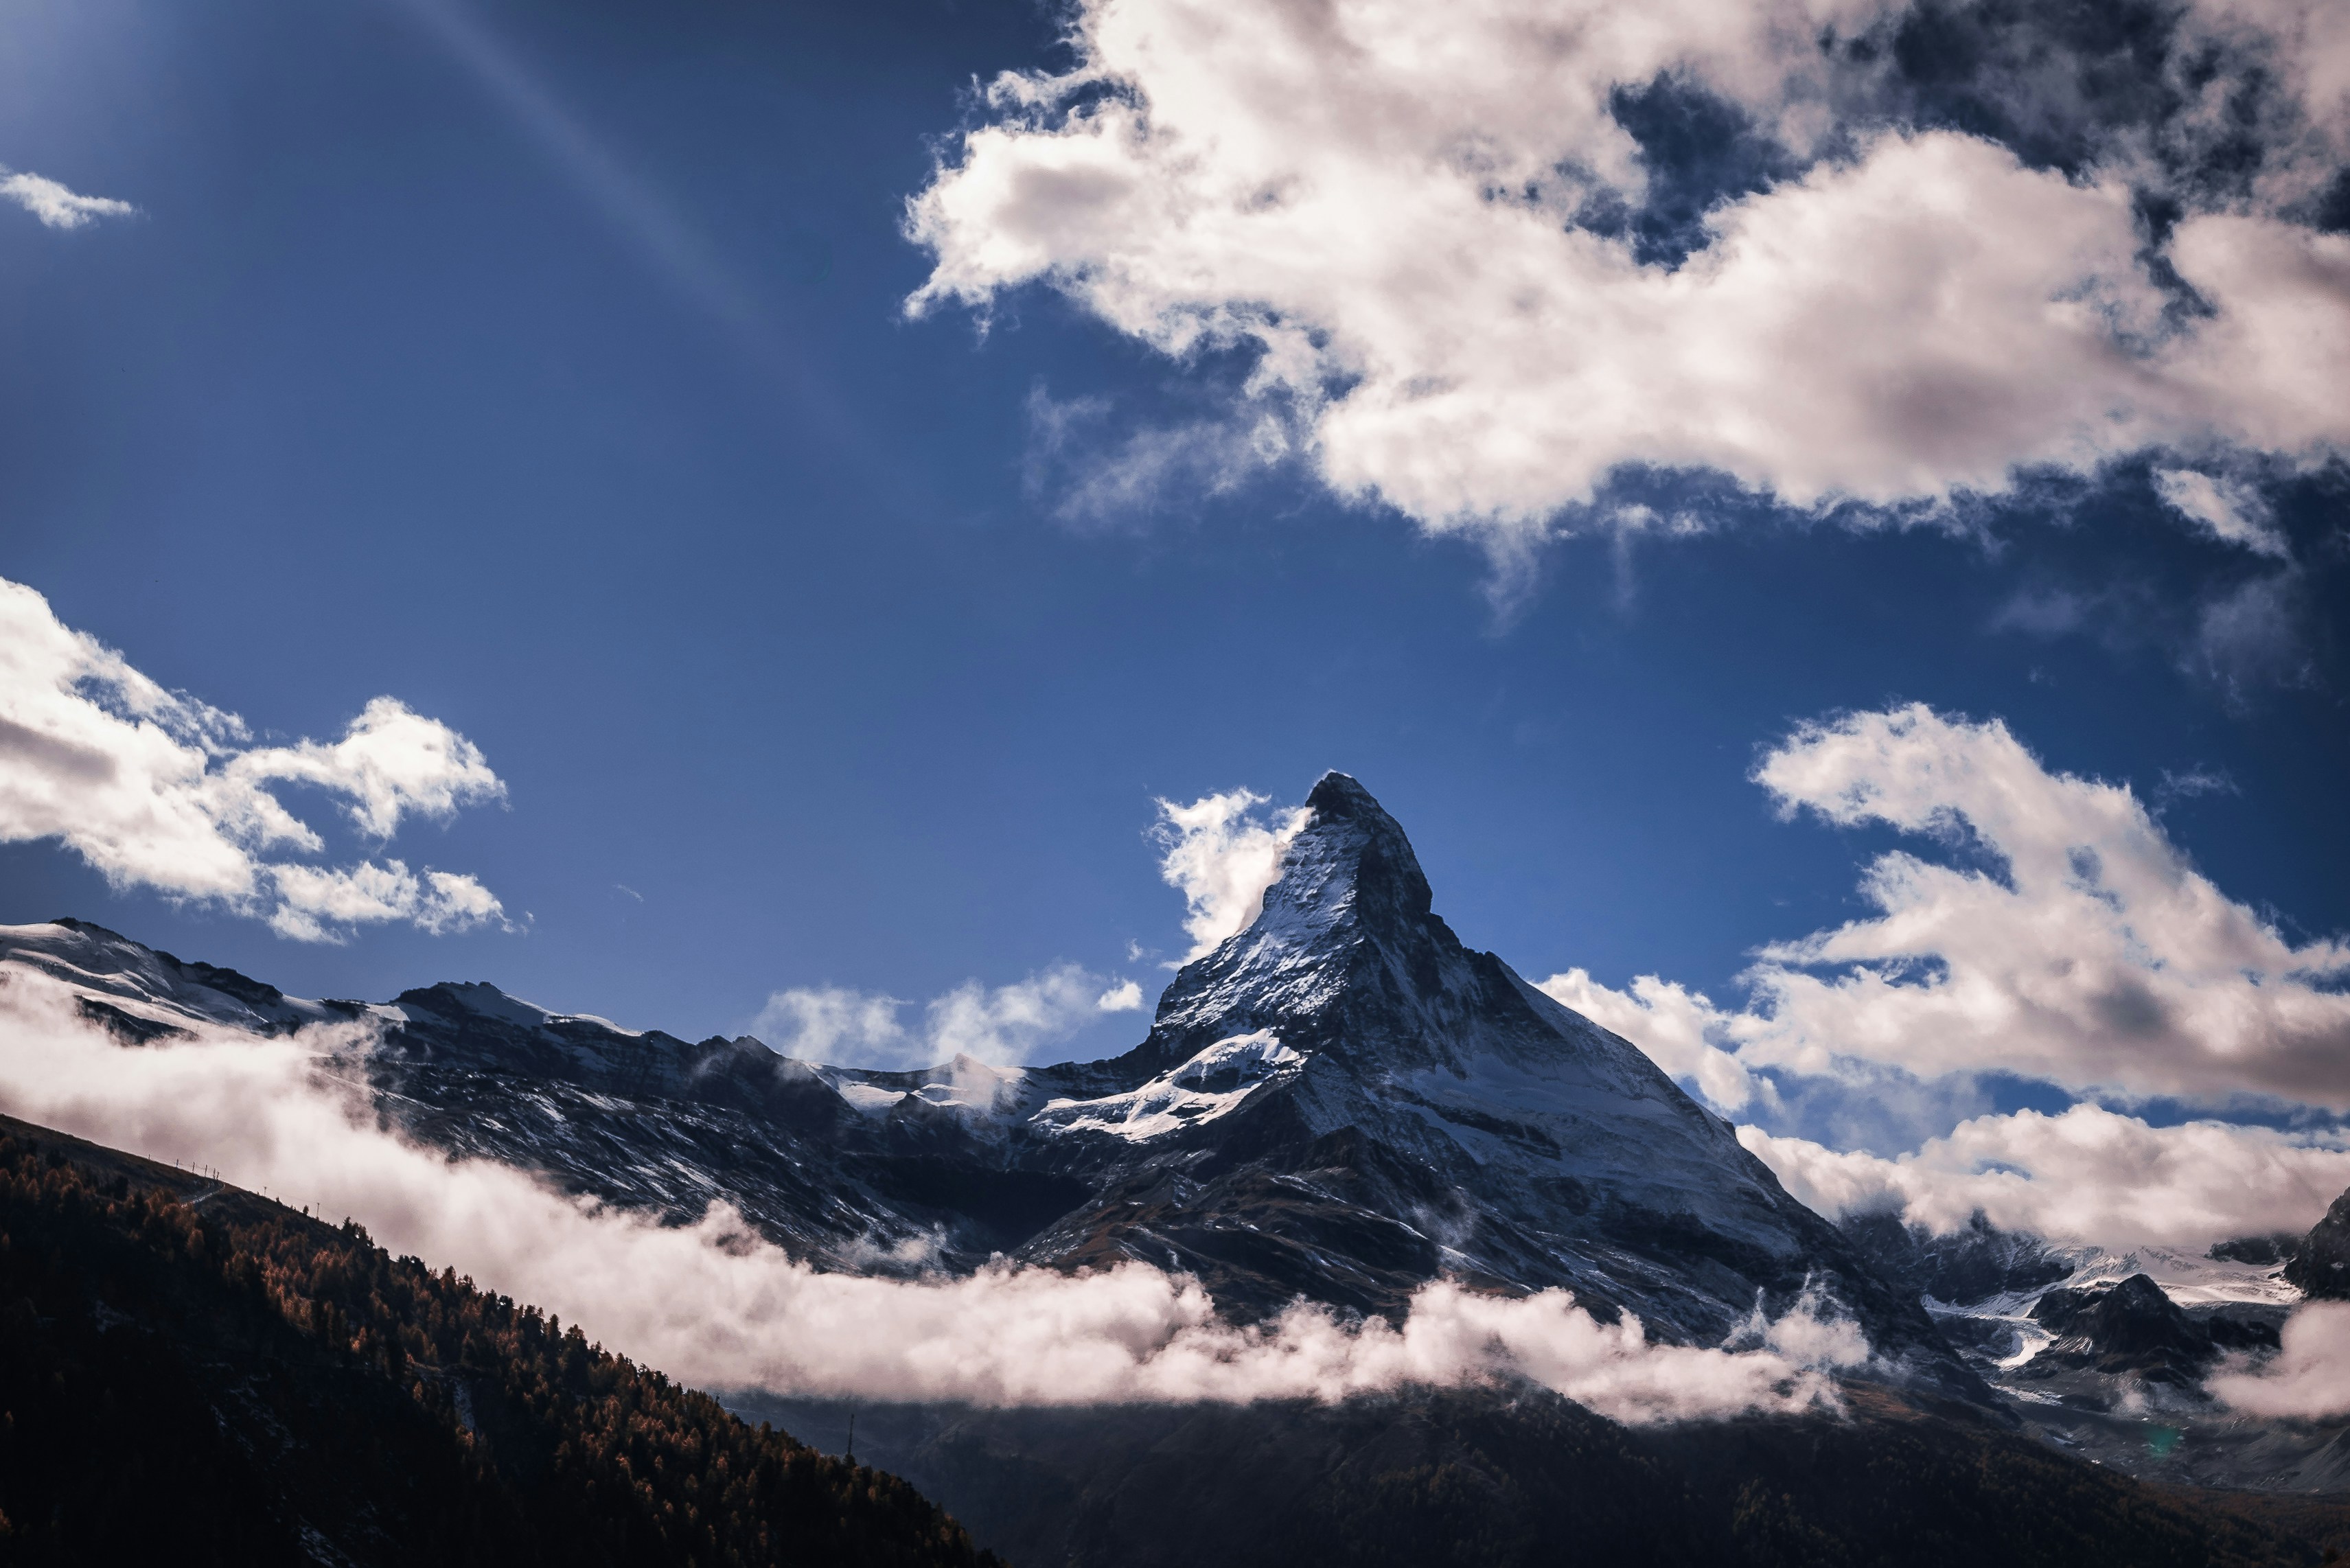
[0,967,1870,1422]
[907,0,2350,541]
[0,577,508,943]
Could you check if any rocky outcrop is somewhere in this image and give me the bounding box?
[1840,1210,2071,1306]
[2286,1187,2350,1301]
[2021,1273,2281,1386]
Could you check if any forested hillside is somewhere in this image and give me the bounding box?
[0,1116,1000,1568]
[741,1381,2350,1568]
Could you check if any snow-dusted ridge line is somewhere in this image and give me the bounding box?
[1924,1243,2300,1369]
[393,979,646,1038]
[0,773,1990,1402]
[1033,1030,1302,1142]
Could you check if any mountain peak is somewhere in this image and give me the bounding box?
[1260,773,1432,938]
[1302,770,1379,817]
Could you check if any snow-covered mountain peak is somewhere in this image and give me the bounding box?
[0,917,342,1037]
[1149,774,1626,1091]
[1246,772,1433,945]
[1147,774,1473,1055]
[8,792,1981,1392]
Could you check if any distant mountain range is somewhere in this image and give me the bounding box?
[8,773,1974,1394]
[5,771,2348,1560]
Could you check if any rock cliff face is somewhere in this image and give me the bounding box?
[0,772,1976,1394]
[2288,1186,2350,1300]
[2020,1273,2281,1385]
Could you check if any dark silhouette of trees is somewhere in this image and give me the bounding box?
[0,1126,1002,1568]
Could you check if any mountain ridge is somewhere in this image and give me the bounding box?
[3,773,1976,1395]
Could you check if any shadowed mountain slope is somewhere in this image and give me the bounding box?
[0,1113,998,1568]
[727,1383,2347,1568]
[2289,1184,2350,1301]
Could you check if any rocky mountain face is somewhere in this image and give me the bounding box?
[1,775,1975,1394]
[1839,1210,2073,1306]
[1836,1196,2326,1490]
[1001,776,1968,1371]
[2020,1273,2281,1385]
[2288,1186,2350,1300]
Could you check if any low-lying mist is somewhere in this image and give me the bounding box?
[0,969,1868,1424]
[2209,1302,2350,1419]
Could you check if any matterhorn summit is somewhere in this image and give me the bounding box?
[0,773,1972,1390]
[998,774,1961,1378]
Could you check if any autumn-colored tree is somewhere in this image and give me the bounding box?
[0,1127,1002,1568]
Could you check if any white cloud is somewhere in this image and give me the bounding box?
[1025,387,1291,526]
[1738,1106,2350,1247]
[2151,468,2290,557]
[1533,703,2350,1254]
[0,169,134,229]
[230,695,506,839]
[0,575,507,942]
[907,0,2350,540]
[0,965,1869,1422]
[266,862,507,943]
[1732,704,2350,1106]
[1152,788,1311,960]
[754,961,1144,1070]
[1547,706,2350,1116]
[1536,968,1766,1114]
[2180,0,2350,207]
[752,985,907,1065]
[929,963,1139,1061]
[2209,1301,2350,1418]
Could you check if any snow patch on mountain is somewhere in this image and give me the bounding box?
[1035,1030,1302,1141]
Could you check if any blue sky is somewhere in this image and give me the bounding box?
[2,0,2347,1188]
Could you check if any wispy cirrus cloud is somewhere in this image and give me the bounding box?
[0,168,134,229]
[2152,468,2292,559]
[1024,386,1291,530]
[0,576,507,942]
